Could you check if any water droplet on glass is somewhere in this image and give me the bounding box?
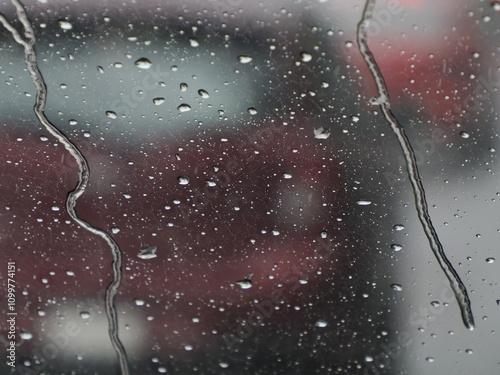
[466,349,473,354]
[188,38,199,47]
[158,366,167,373]
[391,284,403,291]
[460,131,470,139]
[134,298,145,306]
[320,231,328,239]
[426,357,435,362]
[80,311,91,319]
[58,20,73,30]
[356,200,372,206]
[198,89,209,98]
[236,276,253,289]
[177,176,190,185]
[68,119,78,126]
[315,320,328,328]
[365,355,374,362]
[247,107,258,115]
[238,55,252,64]
[393,224,405,231]
[180,82,188,92]
[430,301,440,307]
[314,127,330,139]
[391,244,402,252]
[153,97,165,105]
[19,331,33,340]
[184,344,193,351]
[106,111,117,119]
[282,173,292,179]
[219,362,229,368]
[300,52,312,62]
[134,58,152,69]
[138,245,157,260]
[486,257,495,264]
[177,104,191,112]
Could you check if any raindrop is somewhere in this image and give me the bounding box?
[51,205,60,211]
[238,55,253,64]
[80,311,91,320]
[300,52,312,62]
[177,176,190,185]
[460,131,470,139]
[153,98,165,105]
[426,357,435,362]
[106,111,117,119]
[391,244,402,252]
[466,349,473,354]
[19,331,33,340]
[68,119,78,126]
[282,173,292,179]
[184,344,193,351]
[58,20,73,30]
[356,200,372,206]
[134,58,152,69]
[247,107,258,115]
[206,180,216,187]
[315,320,328,328]
[219,362,229,368]
[158,366,167,373]
[365,355,374,362]
[314,127,331,139]
[236,274,253,289]
[134,298,145,306]
[177,104,191,112]
[198,89,209,98]
[40,135,48,141]
[486,257,495,264]
[180,82,188,92]
[320,231,328,239]
[188,38,199,47]
[430,301,440,307]
[391,284,403,291]
[138,245,157,260]
[393,224,405,231]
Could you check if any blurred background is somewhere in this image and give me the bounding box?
[0,0,498,374]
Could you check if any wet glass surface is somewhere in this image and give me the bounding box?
[0,0,498,374]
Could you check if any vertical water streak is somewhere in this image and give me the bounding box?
[356,0,475,329]
[0,1,131,372]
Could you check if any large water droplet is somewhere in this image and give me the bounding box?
[238,55,253,64]
[177,176,190,185]
[300,52,312,62]
[138,245,157,260]
[356,200,372,206]
[153,97,165,105]
[134,58,152,69]
[58,20,73,30]
[198,89,209,98]
[19,331,33,340]
[391,244,402,252]
[315,320,328,328]
[391,284,403,291]
[314,127,331,139]
[177,104,191,112]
